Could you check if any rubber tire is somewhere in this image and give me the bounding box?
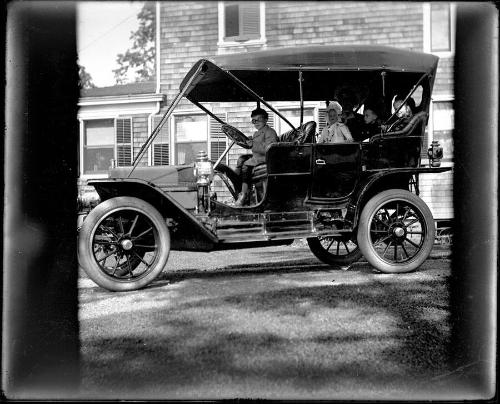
[357,189,435,273]
[78,196,170,291]
[307,236,362,266]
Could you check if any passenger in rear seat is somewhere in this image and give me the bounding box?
[235,107,278,207]
[318,101,353,144]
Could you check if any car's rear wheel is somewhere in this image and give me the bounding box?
[357,189,435,273]
[78,196,170,291]
[307,234,362,266]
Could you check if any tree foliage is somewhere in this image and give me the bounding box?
[113,3,155,84]
[78,64,96,89]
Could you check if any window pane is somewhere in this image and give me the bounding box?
[431,3,451,52]
[174,114,208,165]
[433,101,454,131]
[279,108,315,130]
[225,4,239,38]
[83,147,114,174]
[175,115,207,143]
[411,85,423,108]
[433,130,454,159]
[85,119,114,146]
[177,142,207,165]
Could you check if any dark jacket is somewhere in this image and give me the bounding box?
[360,119,382,140]
[343,112,365,142]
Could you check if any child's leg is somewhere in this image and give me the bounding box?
[235,163,254,206]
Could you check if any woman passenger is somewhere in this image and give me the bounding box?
[318,101,353,143]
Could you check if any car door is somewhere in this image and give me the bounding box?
[264,143,312,206]
[310,143,362,200]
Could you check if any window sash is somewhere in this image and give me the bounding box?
[83,146,114,174]
[83,119,115,174]
[432,101,454,131]
[424,2,455,56]
[173,113,208,165]
[430,3,451,52]
[84,119,114,146]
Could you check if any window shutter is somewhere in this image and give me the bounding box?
[152,116,170,165]
[240,2,260,38]
[267,113,275,129]
[210,114,228,164]
[116,118,132,166]
[154,144,170,165]
[318,108,327,135]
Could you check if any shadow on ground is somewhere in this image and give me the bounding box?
[80,271,454,400]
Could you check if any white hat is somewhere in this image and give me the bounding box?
[327,101,342,115]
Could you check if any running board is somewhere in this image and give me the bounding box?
[215,211,352,243]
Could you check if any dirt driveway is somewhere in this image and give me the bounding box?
[79,244,463,400]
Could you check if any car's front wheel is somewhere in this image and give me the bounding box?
[78,196,170,291]
[307,234,362,266]
[357,189,435,273]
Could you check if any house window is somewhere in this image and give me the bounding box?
[432,100,454,159]
[431,3,451,52]
[152,116,170,165]
[83,119,115,174]
[278,108,315,134]
[82,118,133,174]
[433,101,454,131]
[174,114,208,165]
[218,1,265,46]
[424,3,455,55]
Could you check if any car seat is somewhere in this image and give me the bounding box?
[368,111,428,168]
[279,121,317,144]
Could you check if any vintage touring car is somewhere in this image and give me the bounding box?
[78,45,451,291]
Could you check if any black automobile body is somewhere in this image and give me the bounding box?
[78,45,451,291]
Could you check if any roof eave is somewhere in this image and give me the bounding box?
[78,93,165,106]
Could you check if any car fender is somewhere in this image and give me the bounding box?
[346,170,415,228]
[87,178,218,251]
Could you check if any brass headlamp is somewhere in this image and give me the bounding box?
[194,150,213,186]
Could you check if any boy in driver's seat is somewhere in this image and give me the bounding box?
[235,108,278,206]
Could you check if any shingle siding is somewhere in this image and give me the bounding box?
[266,2,423,50]
[160,1,219,103]
[159,1,435,104]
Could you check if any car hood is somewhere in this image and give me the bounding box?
[108,165,196,186]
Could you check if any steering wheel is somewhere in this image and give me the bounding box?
[221,124,252,149]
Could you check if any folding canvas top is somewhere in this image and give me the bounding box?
[180,45,438,102]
